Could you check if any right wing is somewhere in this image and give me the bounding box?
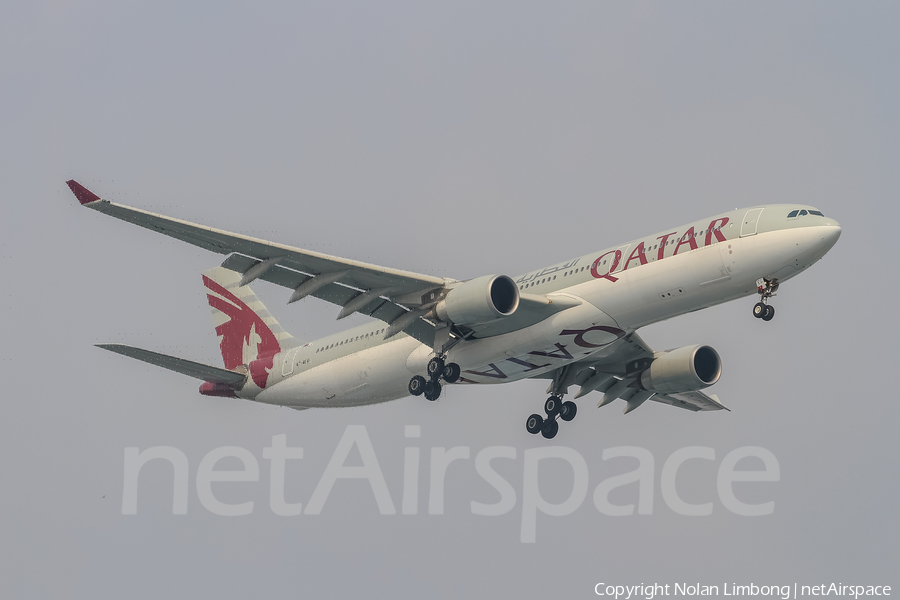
[532,332,728,414]
[648,390,728,412]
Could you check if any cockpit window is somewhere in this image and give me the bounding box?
[788,208,825,218]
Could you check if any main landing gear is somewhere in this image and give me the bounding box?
[525,365,578,439]
[525,396,578,439]
[408,355,461,402]
[752,277,778,322]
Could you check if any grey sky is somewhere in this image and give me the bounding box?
[2,1,898,598]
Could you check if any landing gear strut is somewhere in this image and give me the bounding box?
[409,354,460,402]
[753,278,778,321]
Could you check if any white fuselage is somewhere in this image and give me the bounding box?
[252,205,841,408]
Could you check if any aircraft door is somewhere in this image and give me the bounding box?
[281,347,301,377]
[611,244,631,274]
[740,208,765,237]
[693,244,731,286]
[719,238,736,275]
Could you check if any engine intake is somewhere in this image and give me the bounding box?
[434,274,519,326]
[640,345,722,393]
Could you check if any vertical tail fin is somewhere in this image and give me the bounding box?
[202,266,297,388]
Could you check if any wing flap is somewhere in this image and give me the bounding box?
[96,343,247,386]
[651,390,728,412]
[219,254,435,347]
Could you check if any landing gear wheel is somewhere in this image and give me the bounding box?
[408,375,427,396]
[544,396,561,417]
[540,418,559,439]
[754,278,779,320]
[753,302,767,319]
[526,413,544,434]
[559,401,578,422]
[426,357,445,380]
[423,380,442,401]
[442,362,461,383]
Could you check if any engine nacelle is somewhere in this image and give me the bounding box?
[640,345,722,393]
[434,274,519,326]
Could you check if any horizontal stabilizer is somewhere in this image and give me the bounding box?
[96,344,247,386]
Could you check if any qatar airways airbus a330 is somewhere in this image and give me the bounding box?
[67,180,840,439]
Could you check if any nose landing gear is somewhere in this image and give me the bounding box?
[753,278,778,321]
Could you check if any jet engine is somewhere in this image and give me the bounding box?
[640,345,722,393]
[434,274,519,326]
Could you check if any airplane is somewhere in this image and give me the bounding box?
[67,180,841,439]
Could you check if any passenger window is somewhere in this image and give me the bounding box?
[787,210,799,218]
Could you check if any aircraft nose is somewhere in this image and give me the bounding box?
[821,223,842,250]
[809,223,841,260]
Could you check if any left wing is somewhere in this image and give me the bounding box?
[68,180,581,348]
[535,332,728,414]
[68,180,455,346]
[67,180,451,300]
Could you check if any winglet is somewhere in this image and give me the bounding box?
[66,180,101,205]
